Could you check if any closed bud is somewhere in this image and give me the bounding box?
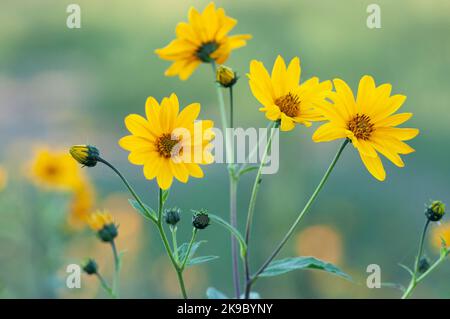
[418,257,430,274]
[82,258,98,275]
[425,200,446,222]
[192,209,210,230]
[70,145,100,167]
[164,207,181,226]
[216,65,237,88]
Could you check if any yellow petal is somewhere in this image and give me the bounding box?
[143,156,163,180]
[312,123,347,142]
[355,139,377,158]
[371,95,407,123]
[156,161,174,190]
[176,103,201,127]
[370,138,405,167]
[170,161,189,183]
[248,60,275,107]
[376,127,419,141]
[375,113,413,127]
[286,57,301,92]
[271,55,287,97]
[333,78,357,118]
[356,75,376,113]
[124,114,156,138]
[359,152,386,181]
[186,163,204,178]
[280,113,295,131]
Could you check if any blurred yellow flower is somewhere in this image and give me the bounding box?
[431,222,450,250]
[68,181,96,228]
[295,225,343,264]
[29,148,83,190]
[155,2,251,80]
[248,55,332,131]
[0,165,7,191]
[313,76,419,181]
[119,93,214,190]
[87,211,114,231]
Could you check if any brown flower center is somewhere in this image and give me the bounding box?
[347,114,374,140]
[46,165,59,176]
[275,93,300,118]
[156,133,181,158]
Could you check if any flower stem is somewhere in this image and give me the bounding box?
[244,139,349,298]
[243,121,279,286]
[97,157,156,223]
[211,61,241,298]
[110,240,121,298]
[156,188,188,299]
[401,219,430,299]
[229,86,234,129]
[99,158,187,298]
[171,226,179,263]
[95,272,115,298]
[181,228,199,271]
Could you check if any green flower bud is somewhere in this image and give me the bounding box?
[164,207,181,226]
[425,200,446,222]
[82,258,98,275]
[418,257,430,274]
[70,145,100,167]
[192,209,210,230]
[216,65,238,88]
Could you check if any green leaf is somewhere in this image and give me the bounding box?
[237,166,258,177]
[209,214,247,258]
[178,240,206,263]
[187,256,219,267]
[206,287,229,299]
[398,263,414,276]
[128,199,157,222]
[240,292,261,299]
[259,256,351,281]
[162,189,170,204]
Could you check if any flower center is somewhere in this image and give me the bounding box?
[196,41,218,62]
[46,165,59,176]
[156,133,180,158]
[275,93,300,118]
[347,114,374,140]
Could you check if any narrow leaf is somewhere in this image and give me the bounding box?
[398,263,414,276]
[206,287,229,299]
[209,214,247,258]
[259,256,351,281]
[187,256,219,267]
[237,166,258,177]
[178,240,206,262]
[128,199,157,222]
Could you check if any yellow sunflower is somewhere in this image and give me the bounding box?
[155,2,251,80]
[29,148,83,190]
[313,75,419,181]
[248,55,332,131]
[87,210,114,232]
[0,165,7,191]
[119,93,214,190]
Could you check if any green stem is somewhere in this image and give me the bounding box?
[171,226,179,263]
[401,219,431,299]
[238,122,273,175]
[244,121,278,286]
[211,61,240,298]
[97,157,156,223]
[244,139,349,298]
[156,188,188,299]
[95,272,115,298]
[181,228,198,271]
[110,240,120,298]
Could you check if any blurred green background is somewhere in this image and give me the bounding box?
[0,0,450,298]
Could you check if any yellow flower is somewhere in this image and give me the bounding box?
[155,2,251,80]
[30,148,83,190]
[312,75,419,181]
[248,55,332,131]
[119,93,214,190]
[216,65,237,88]
[87,210,114,231]
[431,222,450,250]
[68,181,96,228]
[0,165,7,191]
[69,145,100,167]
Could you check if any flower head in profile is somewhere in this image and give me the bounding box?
[248,55,332,131]
[70,145,100,167]
[119,93,214,190]
[155,2,251,80]
[29,148,83,190]
[0,165,7,191]
[313,76,419,181]
[88,210,118,242]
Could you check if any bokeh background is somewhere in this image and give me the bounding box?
[1,0,450,298]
